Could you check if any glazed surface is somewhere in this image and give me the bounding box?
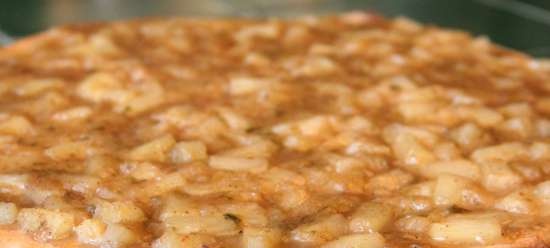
[0,13,548,248]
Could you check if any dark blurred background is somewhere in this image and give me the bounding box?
[1,0,550,57]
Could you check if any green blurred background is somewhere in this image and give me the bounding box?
[1,0,550,57]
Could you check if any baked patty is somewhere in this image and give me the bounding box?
[0,12,548,248]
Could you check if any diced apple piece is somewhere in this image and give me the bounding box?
[18,208,75,241]
[94,201,146,223]
[242,227,281,248]
[349,202,394,233]
[209,156,268,173]
[429,217,502,245]
[494,191,536,214]
[152,229,183,248]
[102,223,137,248]
[75,219,107,245]
[0,202,17,224]
[290,214,347,244]
[479,162,523,193]
[170,141,207,164]
[433,174,468,207]
[420,160,481,181]
[128,135,175,162]
[321,233,385,248]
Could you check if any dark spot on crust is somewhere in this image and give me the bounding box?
[223,213,241,224]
